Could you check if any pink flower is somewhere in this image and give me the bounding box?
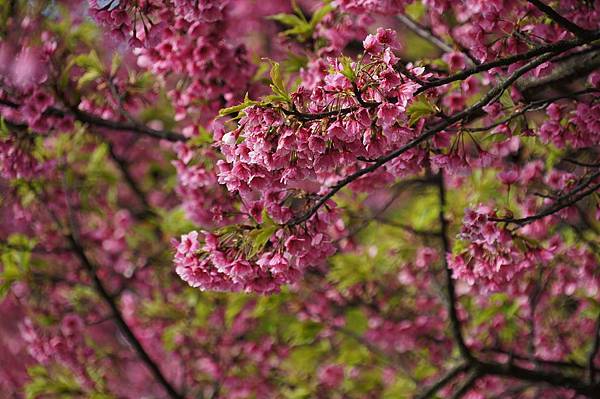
[377,103,402,127]
[363,33,382,54]
[375,28,399,49]
[12,47,47,89]
[318,364,344,389]
[443,51,466,71]
[498,169,519,185]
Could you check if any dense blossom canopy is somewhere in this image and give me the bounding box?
[0,0,600,398]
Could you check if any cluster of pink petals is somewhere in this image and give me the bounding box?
[449,204,550,291]
[216,30,425,211]
[173,211,336,293]
[19,316,96,389]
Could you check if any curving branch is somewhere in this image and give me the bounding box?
[526,0,594,39]
[280,33,599,126]
[415,363,470,399]
[465,88,600,133]
[396,14,480,66]
[437,173,473,361]
[449,371,481,399]
[33,186,185,399]
[0,98,187,142]
[589,314,600,383]
[414,31,600,95]
[490,172,600,227]
[66,233,184,399]
[474,360,600,397]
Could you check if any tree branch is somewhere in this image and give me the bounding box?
[474,360,600,397]
[396,14,479,66]
[33,185,185,399]
[449,371,481,399]
[465,88,600,133]
[526,0,593,39]
[588,313,600,383]
[0,98,187,142]
[66,234,184,399]
[414,31,600,95]
[415,363,470,399]
[490,172,600,227]
[104,139,158,222]
[437,173,473,361]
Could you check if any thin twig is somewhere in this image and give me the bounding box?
[414,31,600,95]
[396,14,479,66]
[490,174,600,227]
[0,98,186,142]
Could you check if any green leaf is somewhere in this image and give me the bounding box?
[268,61,290,103]
[407,96,439,126]
[344,308,368,334]
[291,0,307,22]
[339,56,356,82]
[218,93,258,117]
[86,143,108,173]
[309,3,333,28]
[0,234,35,300]
[110,53,122,76]
[269,13,307,28]
[72,50,104,73]
[247,223,278,259]
[268,12,312,40]
[404,2,426,21]
[25,365,82,399]
[282,52,309,73]
[159,207,196,236]
[0,117,8,139]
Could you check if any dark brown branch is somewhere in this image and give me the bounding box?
[449,371,481,399]
[480,347,591,372]
[565,158,600,168]
[281,33,599,125]
[474,360,600,397]
[33,185,185,399]
[465,88,600,133]
[519,48,600,98]
[415,363,470,399]
[490,174,600,227]
[351,81,378,108]
[589,313,600,383]
[0,98,187,142]
[65,234,184,399]
[526,0,594,39]
[373,218,442,237]
[414,31,600,95]
[105,140,157,220]
[396,14,479,66]
[394,62,429,85]
[437,173,473,361]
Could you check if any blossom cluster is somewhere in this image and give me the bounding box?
[173,208,336,293]
[217,29,425,213]
[449,204,547,291]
